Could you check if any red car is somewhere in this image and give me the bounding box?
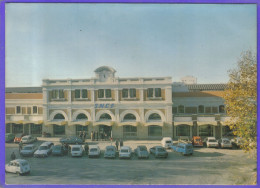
[14,133,26,143]
[191,136,203,147]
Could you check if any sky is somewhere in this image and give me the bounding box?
[5,3,257,87]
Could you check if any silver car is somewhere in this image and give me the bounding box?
[20,144,38,157]
[104,146,116,159]
[218,138,232,149]
[135,145,149,159]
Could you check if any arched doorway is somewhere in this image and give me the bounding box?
[53,113,65,135]
[75,113,88,136]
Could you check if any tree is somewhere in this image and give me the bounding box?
[223,50,257,154]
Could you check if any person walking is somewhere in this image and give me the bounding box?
[115,139,119,151]
[84,143,89,155]
[90,131,93,141]
[79,131,83,140]
[83,131,86,142]
[120,139,123,148]
[11,152,16,161]
[19,142,23,153]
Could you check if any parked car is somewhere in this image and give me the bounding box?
[5,133,15,143]
[218,138,232,149]
[171,142,193,156]
[161,137,173,149]
[119,146,132,159]
[104,146,116,159]
[21,135,37,144]
[205,137,218,148]
[149,146,168,158]
[88,145,101,158]
[20,144,38,157]
[5,159,30,175]
[60,136,84,145]
[231,137,243,148]
[14,133,26,143]
[70,145,84,157]
[135,145,149,159]
[34,142,54,157]
[191,136,203,147]
[178,136,191,143]
[52,145,68,156]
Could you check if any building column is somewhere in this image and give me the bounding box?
[115,88,119,102]
[140,89,144,102]
[91,89,95,102]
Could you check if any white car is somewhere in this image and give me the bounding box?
[205,137,218,148]
[34,142,54,157]
[21,135,37,144]
[70,145,84,157]
[161,137,173,149]
[5,159,30,175]
[218,138,232,149]
[119,146,132,159]
[88,145,101,158]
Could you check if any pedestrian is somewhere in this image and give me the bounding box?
[96,131,99,141]
[120,139,123,148]
[84,143,89,154]
[19,142,23,153]
[79,131,83,140]
[90,131,93,141]
[83,131,86,142]
[11,152,16,161]
[115,139,119,151]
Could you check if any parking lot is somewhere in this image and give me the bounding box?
[5,138,256,185]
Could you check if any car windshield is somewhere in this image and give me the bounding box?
[39,146,48,150]
[209,140,216,142]
[54,146,61,150]
[195,139,201,142]
[223,140,230,144]
[139,147,147,151]
[90,148,97,152]
[21,162,28,166]
[157,148,165,152]
[23,146,32,150]
[72,147,80,151]
[166,141,172,143]
[186,145,192,149]
[107,148,114,152]
[121,149,129,153]
[22,138,28,140]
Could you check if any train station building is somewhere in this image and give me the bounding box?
[5,66,231,140]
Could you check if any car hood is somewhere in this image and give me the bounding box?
[35,150,48,155]
[105,151,115,155]
[21,150,33,153]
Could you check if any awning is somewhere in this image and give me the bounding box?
[46,121,67,126]
[5,120,24,124]
[119,122,139,126]
[93,121,115,126]
[69,121,90,126]
[144,122,164,127]
[197,121,218,126]
[174,122,193,126]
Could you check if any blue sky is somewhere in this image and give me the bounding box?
[5,3,256,87]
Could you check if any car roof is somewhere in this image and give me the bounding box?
[40,141,53,146]
[208,137,216,139]
[106,145,115,148]
[137,145,147,148]
[71,145,81,148]
[120,146,130,149]
[89,145,99,148]
[154,146,163,148]
[12,159,28,163]
[193,136,201,138]
[23,144,35,147]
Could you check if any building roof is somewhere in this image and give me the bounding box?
[5,93,43,99]
[94,66,116,73]
[172,91,224,98]
[6,87,42,93]
[186,84,227,91]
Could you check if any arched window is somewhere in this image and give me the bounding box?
[123,113,136,121]
[198,105,205,113]
[100,113,112,121]
[219,105,225,113]
[148,113,161,121]
[54,114,65,120]
[178,105,184,113]
[76,113,88,120]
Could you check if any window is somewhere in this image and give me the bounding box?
[53,125,65,135]
[12,124,23,134]
[148,113,161,121]
[76,125,88,136]
[33,106,38,114]
[98,89,111,99]
[122,89,136,98]
[52,90,64,99]
[198,105,204,113]
[100,113,112,121]
[185,107,197,114]
[76,113,88,120]
[123,125,137,137]
[212,107,218,113]
[199,125,213,137]
[53,114,65,120]
[172,107,177,114]
[178,105,184,113]
[75,89,88,99]
[31,124,42,134]
[16,106,21,114]
[219,105,225,113]
[5,124,11,133]
[147,88,161,98]
[123,113,136,121]
[148,125,162,136]
[176,125,190,136]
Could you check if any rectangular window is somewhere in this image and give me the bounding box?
[185,107,197,114]
[212,107,218,113]
[59,90,64,98]
[205,107,211,113]
[75,89,80,98]
[33,106,38,114]
[122,89,128,98]
[82,89,88,98]
[52,90,64,99]
[98,89,104,98]
[16,106,21,114]
[130,89,136,98]
[155,88,161,97]
[147,88,153,97]
[172,107,177,114]
[105,89,111,98]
